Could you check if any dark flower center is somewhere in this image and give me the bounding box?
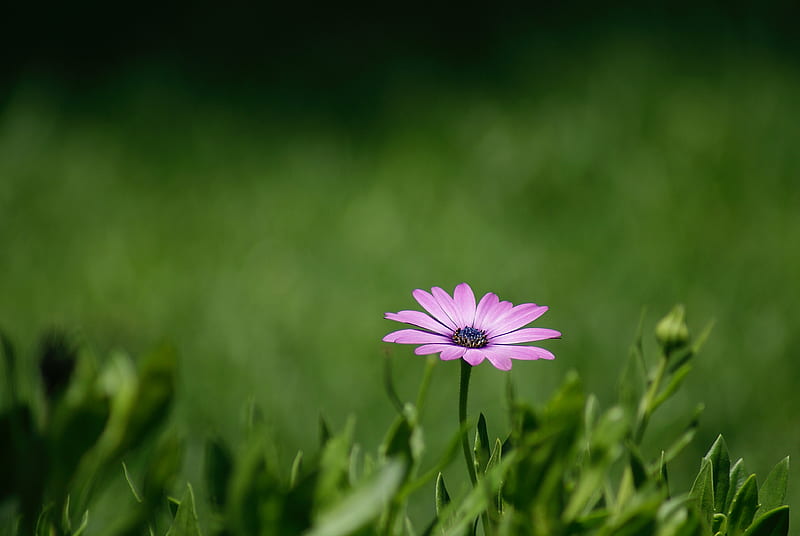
[452,326,488,348]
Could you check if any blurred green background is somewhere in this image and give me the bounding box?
[2,2,799,527]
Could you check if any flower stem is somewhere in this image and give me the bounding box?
[459,359,494,536]
[459,358,478,486]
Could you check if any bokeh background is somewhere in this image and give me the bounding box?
[2,1,799,528]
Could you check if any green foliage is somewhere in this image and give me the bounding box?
[0,330,177,535]
[0,308,791,535]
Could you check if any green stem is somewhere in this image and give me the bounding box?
[634,353,669,444]
[459,360,493,536]
[459,359,477,486]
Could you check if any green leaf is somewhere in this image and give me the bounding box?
[704,435,730,514]
[430,451,517,536]
[204,437,233,509]
[319,415,332,446]
[290,450,304,489]
[165,484,202,536]
[486,438,502,473]
[757,456,789,514]
[305,458,406,536]
[383,354,405,415]
[347,443,360,486]
[657,450,669,492]
[743,506,790,536]
[474,413,490,475]
[122,462,143,503]
[727,458,748,513]
[71,509,89,536]
[688,457,714,526]
[664,404,703,463]
[656,497,702,536]
[728,474,759,536]
[435,472,450,517]
[651,363,692,413]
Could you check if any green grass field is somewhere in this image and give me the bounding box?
[1,32,799,530]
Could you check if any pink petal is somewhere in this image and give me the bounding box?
[490,344,555,361]
[453,283,477,326]
[431,286,464,327]
[486,304,549,336]
[414,343,457,355]
[490,328,562,344]
[385,310,452,335]
[412,289,458,330]
[482,300,515,329]
[382,329,450,344]
[462,348,485,366]
[440,346,467,360]
[481,347,513,370]
[473,292,499,331]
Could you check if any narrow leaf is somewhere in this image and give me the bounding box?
[689,457,715,526]
[705,435,730,514]
[383,354,404,414]
[290,450,304,489]
[757,456,789,514]
[474,413,490,475]
[319,415,332,447]
[664,404,703,462]
[651,363,692,412]
[726,459,748,513]
[743,505,789,536]
[435,473,451,517]
[728,474,759,536]
[165,484,201,536]
[72,509,89,536]
[305,458,406,536]
[122,462,143,503]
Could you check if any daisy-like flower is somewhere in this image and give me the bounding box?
[382,283,561,371]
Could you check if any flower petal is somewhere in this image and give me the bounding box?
[490,344,555,361]
[453,283,477,326]
[440,346,467,360]
[431,286,464,327]
[462,348,485,366]
[412,289,458,330]
[414,343,457,355]
[486,304,549,336]
[490,328,562,344]
[482,299,515,329]
[481,347,513,370]
[382,329,450,344]
[385,310,452,335]
[473,292,499,331]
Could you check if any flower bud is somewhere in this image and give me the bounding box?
[38,329,77,399]
[655,305,689,354]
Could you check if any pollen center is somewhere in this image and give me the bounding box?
[452,326,488,348]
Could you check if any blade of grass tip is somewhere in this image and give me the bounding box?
[122,462,143,503]
[290,451,304,489]
[414,356,437,419]
[384,352,405,415]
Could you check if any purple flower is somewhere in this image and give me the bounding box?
[383,283,561,371]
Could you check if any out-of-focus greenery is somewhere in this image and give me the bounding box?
[1,30,799,527]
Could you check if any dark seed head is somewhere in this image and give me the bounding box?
[452,326,488,348]
[38,329,77,399]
